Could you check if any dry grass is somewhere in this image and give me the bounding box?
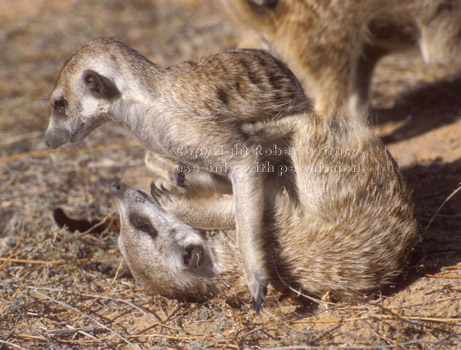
[1,0,460,349]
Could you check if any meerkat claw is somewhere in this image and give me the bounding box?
[150,181,166,200]
[251,283,268,315]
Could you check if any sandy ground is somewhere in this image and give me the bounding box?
[0,0,460,349]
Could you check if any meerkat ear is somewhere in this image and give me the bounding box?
[82,70,120,99]
[183,244,204,271]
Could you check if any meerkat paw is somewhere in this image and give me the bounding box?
[247,270,268,315]
[150,181,182,212]
[145,152,188,194]
[150,171,188,195]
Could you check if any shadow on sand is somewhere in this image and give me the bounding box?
[371,74,461,144]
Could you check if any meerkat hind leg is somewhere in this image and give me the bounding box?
[230,158,269,314]
[146,151,232,197]
[145,151,187,193]
[150,182,235,230]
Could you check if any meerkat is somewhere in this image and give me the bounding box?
[223,0,461,117]
[44,37,311,311]
[111,111,419,305]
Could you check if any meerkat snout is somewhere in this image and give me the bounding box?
[109,181,126,199]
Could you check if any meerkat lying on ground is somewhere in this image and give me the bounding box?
[44,37,311,311]
[223,0,461,117]
[111,112,419,306]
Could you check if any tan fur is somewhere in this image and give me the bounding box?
[44,37,311,310]
[113,112,419,304]
[223,0,461,117]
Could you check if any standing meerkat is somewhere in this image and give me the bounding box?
[223,0,461,117]
[44,37,310,311]
[111,112,419,304]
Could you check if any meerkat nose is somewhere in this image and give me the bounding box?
[110,181,126,198]
[44,133,55,149]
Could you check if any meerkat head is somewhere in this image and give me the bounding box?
[416,0,461,65]
[45,39,122,149]
[110,181,218,300]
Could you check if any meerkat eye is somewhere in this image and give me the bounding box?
[52,97,67,114]
[128,213,157,238]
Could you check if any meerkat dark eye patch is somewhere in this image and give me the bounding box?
[82,70,120,100]
[52,97,67,112]
[51,97,68,118]
[128,213,157,238]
